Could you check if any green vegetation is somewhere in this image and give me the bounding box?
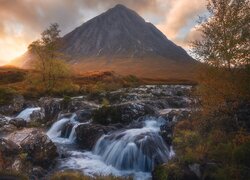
[0,87,18,106]
[154,0,250,179]
[28,23,75,95]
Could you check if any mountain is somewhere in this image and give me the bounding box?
[61,4,192,62]
[12,4,197,79]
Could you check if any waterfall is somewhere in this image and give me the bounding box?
[68,124,78,141]
[93,119,170,172]
[47,114,78,143]
[16,107,41,121]
[47,118,70,139]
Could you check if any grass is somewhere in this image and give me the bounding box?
[0,66,197,100]
[50,171,132,180]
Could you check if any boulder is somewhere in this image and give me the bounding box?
[0,95,24,115]
[29,109,45,122]
[39,97,63,121]
[7,128,58,167]
[0,138,21,169]
[75,109,92,122]
[9,118,27,128]
[0,124,17,135]
[75,124,116,150]
[93,102,156,125]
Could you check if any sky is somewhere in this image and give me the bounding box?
[0,0,207,65]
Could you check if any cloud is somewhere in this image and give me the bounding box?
[157,0,206,46]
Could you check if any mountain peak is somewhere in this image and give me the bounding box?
[113,4,127,9]
[61,4,193,62]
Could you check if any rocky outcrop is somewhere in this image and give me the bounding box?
[7,128,58,167]
[9,118,27,128]
[0,95,24,115]
[39,97,63,121]
[0,138,21,170]
[75,124,116,150]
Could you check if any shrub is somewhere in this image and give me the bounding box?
[233,141,250,167]
[0,87,18,106]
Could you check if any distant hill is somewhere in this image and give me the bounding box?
[11,4,197,79]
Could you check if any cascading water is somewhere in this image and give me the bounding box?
[16,107,41,121]
[51,117,172,179]
[47,114,80,143]
[93,119,170,172]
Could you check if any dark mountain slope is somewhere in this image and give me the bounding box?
[61,4,193,62]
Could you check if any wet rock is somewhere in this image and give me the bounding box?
[29,109,45,122]
[75,124,116,150]
[60,122,74,138]
[0,115,8,127]
[9,118,27,128]
[75,109,92,122]
[39,97,62,121]
[7,128,58,167]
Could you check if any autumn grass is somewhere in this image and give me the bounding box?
[50,171,132,180]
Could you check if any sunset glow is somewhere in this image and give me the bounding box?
[0,0,207,65]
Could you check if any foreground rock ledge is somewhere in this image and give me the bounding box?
[6,128,58,167]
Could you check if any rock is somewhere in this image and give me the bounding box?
[0,138,21,170]
[75,124,116,150]
[39,97,62,121]
[60,122,74,138]
[0,115,8,127]
[7,128,58,167]
[189,163,201,178]
[75,109,92,122]
[12,95,25,113]
[30,166,47,179]
[29,109,45,122]
[0,95,24,115]
[0,124,18,135]
[9,118,27,128]
[0,138,21,155]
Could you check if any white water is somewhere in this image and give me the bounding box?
[49,117,172,180]
[93,119,170,172]
[16,107,41,122]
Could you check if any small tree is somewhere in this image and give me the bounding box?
[28,23,71,93]
[192,0,250,69]
[191,0,250,126]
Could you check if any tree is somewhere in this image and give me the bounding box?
[28,23,71,93]
[192,0,250,69]
[191,0,250,126]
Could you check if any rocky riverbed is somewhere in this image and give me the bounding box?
[0,85,195,179]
